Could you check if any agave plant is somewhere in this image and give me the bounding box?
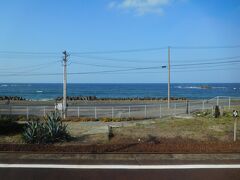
[22,111,70,144]
[44,111,70,143]
[22,120,45,144]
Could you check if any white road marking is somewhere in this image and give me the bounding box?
[0,164,240,169]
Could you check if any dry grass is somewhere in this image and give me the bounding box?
[112,110,240,142]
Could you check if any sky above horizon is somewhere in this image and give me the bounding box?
[0,0,239,83]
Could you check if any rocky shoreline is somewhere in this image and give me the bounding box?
[56,96,188,101]
[0,96,187,101]
[0,96,26,101]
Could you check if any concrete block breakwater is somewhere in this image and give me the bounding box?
[0,96,187,101]
[55,96,188,101]
[0,96,26,101]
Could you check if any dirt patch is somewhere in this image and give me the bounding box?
[0,137,240,153]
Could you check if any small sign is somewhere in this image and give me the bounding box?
[233,110,238,117]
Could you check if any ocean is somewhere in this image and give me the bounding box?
[0,83,240,100]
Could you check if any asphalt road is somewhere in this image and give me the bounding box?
[1,166,240,180]
[1,153,240,180]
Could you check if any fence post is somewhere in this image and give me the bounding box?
[43,106,46,116]
[217,96,219,106]
[78,107,80,118]
[144,105,147,118]
[128,106,131,118]
[174,103,176,116]
[112,107,114,119]
[186,100,189,114]
[188,102,191,115]
[26,106,29,120]
[94,107,97,119]
[229,97,231,110]
[202,100,205,112]
[159,104,162,118]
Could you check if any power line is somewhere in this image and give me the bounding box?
[172,45,240,49]
[0,44,239,56]
[1,58,239,75]
[172,60,240,67]
[71,61,136,68]
[72,54,240,64]
[0,66,162,76]
[0,51,60,55]
[71,58,240,69]
[1,63,239,77]
[94,67,240,74]
[1,58,240,76]
[70,45,240,54]
[70,47,167,55]
[172,62,240,70]
[172,55,240,62]
[0,60,60,71]
[71,55,161,63]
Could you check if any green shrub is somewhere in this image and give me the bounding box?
[22,112,70,144]
[0,114,40,122]
[0,119,24,135]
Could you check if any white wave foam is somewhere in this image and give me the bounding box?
[36,90,43,93]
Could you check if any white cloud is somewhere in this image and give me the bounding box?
[109,0,173,15]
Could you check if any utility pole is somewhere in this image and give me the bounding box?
[168,46,171,109]
[63,51,69,119]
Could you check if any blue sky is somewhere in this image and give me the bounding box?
[0,0,239,83]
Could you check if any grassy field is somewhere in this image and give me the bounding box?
[111,116,239,143]
[109,107,240,143]
[0,106,240,144]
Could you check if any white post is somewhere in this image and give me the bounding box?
[128,106,131,118]
[43,106,46,116]
[112,107,114,119]
[159,104,162,118]
[217,96,219,106]
[144,105,147,118]
[234,118,237,142]
[229,97,231,110]
[202,100,205,112]
[26,106,29,120]
[94,107,97,119]
[78,107,80,118]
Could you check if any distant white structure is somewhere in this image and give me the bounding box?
[55,103,63,111]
